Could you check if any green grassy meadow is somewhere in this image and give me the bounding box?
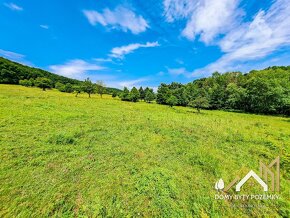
[0,84,289,217]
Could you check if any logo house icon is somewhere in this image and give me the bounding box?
[236,170,268,191]
[217,156,280,192]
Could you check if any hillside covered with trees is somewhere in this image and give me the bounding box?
[0,57,80,85]
[0,57,121,94]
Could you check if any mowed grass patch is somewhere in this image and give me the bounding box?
[0,84,289,217]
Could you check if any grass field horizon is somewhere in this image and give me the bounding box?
[0,84,289,217]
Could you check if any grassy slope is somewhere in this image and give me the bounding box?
[0,85,289,217]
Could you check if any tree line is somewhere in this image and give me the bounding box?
[19,77,109,98]
[118,87,156,103]
[1,57,289,115]
[154,68,290,115]
[118,67,290,115]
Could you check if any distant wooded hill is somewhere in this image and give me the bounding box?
[0,57,121,94]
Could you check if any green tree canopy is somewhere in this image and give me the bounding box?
[64,83,74,93]
[55,82,65,92]
[35,77,52,91]
[82,78,95,97]
[166,95,178,107]
[188,96,210,113]
[139,87,145,101]
[73,85,82,97]
[19,79,32,87]
[112,91,118,98]
[129,87,140,102]
[121,87,130,101]
[144,88,155,103]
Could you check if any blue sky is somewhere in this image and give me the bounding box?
[1,0,290,89]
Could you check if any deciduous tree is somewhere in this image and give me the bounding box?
[35,77,52,91]
[139,87,145,101]
[188,96,210,113]
[129,87,140,102]
[121,87,130,101]
[166,95,178,107]
[82,78,95,98]
[144,88,155,103]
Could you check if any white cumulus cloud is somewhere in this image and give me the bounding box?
[49,59,105,78]
[163,0,242,44]
[83,6,149,34]
[193,0,290,76]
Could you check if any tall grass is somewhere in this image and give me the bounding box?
[0,85,289,217]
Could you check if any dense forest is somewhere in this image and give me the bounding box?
[1,57,289,115]
[0,57,80,85]
[119,67,290,115]
[154,68,290,115]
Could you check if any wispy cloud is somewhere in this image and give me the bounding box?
[168,67,190,77]
[110,41,160,59]
[94,58,113,63]
[192,0,290,76]
[0,49,32,66]
[0,49,24,60]
[117,78,149,89]
[4,2,23,11]
[175,59,184,65]
[163,0,242,44]
[83,6,149,34]
[40,25,49,29]
[103,77,157,90]
[49,59,105,78]
[157,71,165,76]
